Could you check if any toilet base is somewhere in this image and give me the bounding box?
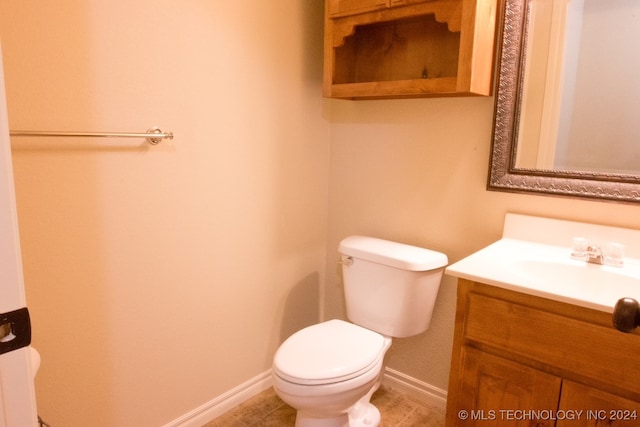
[293,402,381,427]
[349,402,381,427]
[294,413,349,427]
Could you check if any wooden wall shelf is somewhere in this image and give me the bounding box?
[323,0,499,99]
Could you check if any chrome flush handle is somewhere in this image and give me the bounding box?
[338,256,353,266]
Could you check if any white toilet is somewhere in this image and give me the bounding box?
[272,235,448,427]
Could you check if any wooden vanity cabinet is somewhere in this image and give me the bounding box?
[446,279,640,426]
[324,0,499,99]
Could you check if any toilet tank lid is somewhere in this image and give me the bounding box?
[339,236,448,271]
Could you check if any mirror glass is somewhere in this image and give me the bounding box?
[488,0,640,202]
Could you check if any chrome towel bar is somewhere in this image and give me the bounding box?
[9,126,173,145]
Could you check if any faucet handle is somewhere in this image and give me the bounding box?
[604,242,625,267]
[571,237,590,260]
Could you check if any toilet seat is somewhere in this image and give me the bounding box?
[273,319,387,386]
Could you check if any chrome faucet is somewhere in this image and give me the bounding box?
[571,238,624,267]
[586,245,604,265]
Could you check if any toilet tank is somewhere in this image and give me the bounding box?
[339,236,448,338]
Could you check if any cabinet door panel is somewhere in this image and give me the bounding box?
[450,346,561,426]
[558,381,640,427]
[328,0,387,16]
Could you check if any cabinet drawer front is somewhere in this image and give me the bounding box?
[328,0,435,17]
[465,292,640,397]
[328,0,387,17]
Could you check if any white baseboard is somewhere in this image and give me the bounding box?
[162,370,273,427]
[382,367,447,411]
[164,368,447,427]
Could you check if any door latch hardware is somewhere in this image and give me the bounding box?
[0,322,14,342]
[0,307,31,355]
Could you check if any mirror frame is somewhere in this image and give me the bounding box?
[487,0,640,203]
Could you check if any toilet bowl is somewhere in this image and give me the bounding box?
[272,236,448,427]
[273,319,392,427]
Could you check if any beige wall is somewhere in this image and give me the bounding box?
[0,1,328,426]
[2,1,640,426]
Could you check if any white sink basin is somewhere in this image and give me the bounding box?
[512,259,639,289]
[445,214,640,313]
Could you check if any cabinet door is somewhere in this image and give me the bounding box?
[327,0,388,16]
[557,381,640,427]
[449,347,562,426]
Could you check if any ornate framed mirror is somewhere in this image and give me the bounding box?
[488,0,640,203]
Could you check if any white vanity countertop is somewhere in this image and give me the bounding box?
[445,214,640,313]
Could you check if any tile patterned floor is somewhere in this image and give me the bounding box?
[203,385,445,426]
